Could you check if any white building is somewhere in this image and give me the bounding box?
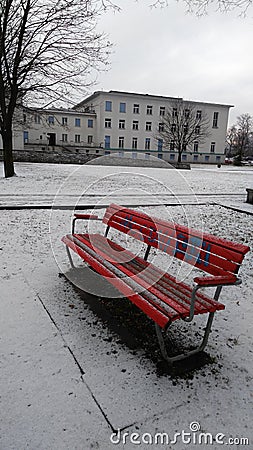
[75,90,232,164]
[21,107,99,155]
[17,90,233,164]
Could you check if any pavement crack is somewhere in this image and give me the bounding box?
[22,275,115,431]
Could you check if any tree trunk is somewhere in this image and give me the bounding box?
[2,125,15,178]
[177,147,182,163]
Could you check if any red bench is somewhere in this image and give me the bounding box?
[62,203,250,365]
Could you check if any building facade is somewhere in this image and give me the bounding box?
[14,90,232,164]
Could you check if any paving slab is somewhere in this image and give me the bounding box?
[0,276,113,450]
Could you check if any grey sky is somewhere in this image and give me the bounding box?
[95,0,253,126]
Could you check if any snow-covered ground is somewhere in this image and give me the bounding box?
[0,161,252,449]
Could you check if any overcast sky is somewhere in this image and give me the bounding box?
[94,0,253,126]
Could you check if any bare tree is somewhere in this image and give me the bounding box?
[233,113,253,163]
[151,0,253,15]
[0,0,117,178]
[226,125,238,157]
[155,99,210,163]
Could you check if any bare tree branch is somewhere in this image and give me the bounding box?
[227,113,253,163]
[0,0,118,176]
[154,99,210,163]
[150,0,253,15]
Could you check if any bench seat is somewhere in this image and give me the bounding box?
[62,232,225,329]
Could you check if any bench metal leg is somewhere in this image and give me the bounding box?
[66,245,75,268]
[155,312,215,365]
[72,218,77,234]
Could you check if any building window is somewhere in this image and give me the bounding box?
[158,123,164,132]
[160,106,165,116]
[104,136,110,149]
[119,136,124,149]
[171,123,176,133]
[195,125,200,134]
[119,102,126,113]
[170,154,175,160]
[172,108,177,118]
[210,142,216,153]
[193,142,199,152]
[86,149,89,154]
[62,134,68,142]
[23,131,29,143]
[48,115,54,125]
[184,109,190,118]
[105,118,112,128]
[205,155,210,162]
[88,135,93,144]
[88,119,93,128]
[132,137,138,149]
[145,138,151,150]
[147,105,153,115]
[158,139,163,151]
[158,153,163,159]
[193,154,198,161]
[75,118,81,127]
[119,119,125,129]
[133,120,139,130]
[105,101,112,112]
[170,141,175,151]
[132,152,137,159]
[213,112,219,128]
[146,122,152,131]
[105,150,111,155]
[75,134,81,143]
[62,117,67,125]
[23,113,27,123]
[182,154,187,161]
[216,155,221,161]
[133,104,139,114]
[196,110,202,120]
[145,153,150,159]
[34,114,41,124]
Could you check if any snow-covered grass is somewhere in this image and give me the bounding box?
[0,162,252,449]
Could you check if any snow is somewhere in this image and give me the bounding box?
[0,161,252,449]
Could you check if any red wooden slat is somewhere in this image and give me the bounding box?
[74,234,190,316]
[72,233,225,317]
[102,218,237,277]
[62,235,172,327]
[104,204,250,259]
[104,217,240,276]
[193,275,237,286]
[89,233,225,312]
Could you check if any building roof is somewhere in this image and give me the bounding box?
[74,90,234,109]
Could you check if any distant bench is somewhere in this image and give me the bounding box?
[246,188,253,204]
[62,204,250,365]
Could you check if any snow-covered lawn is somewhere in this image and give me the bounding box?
[0,162,252,449]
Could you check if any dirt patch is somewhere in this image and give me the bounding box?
[64,271,215,378]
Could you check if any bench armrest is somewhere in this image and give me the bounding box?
[194,275,239,287]
[183,275,240,323]
[72,214,101,233]
[74,214,99,220]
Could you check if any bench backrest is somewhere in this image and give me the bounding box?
[103,203,250,277]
